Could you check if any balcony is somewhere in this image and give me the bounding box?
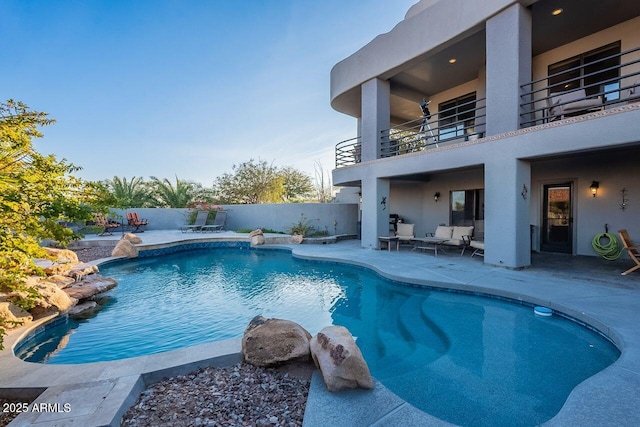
[380,97,486,159]
[335,46,640,168]
[521,46,640,127]
[335,136,361,169]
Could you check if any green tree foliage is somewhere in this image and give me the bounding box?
[213,159,313,204]
[280,166,313,203]
[0,100,103,347]
[148,176,212,208]
[105,176,151,208]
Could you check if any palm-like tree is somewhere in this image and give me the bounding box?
[149,176,199,208]
[106,176,151,208]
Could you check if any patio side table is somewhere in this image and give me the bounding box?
[378,236,400,251]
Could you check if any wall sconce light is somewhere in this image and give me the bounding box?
[434,192,441,202]
[590,181,599,198]
[521,184,528,200]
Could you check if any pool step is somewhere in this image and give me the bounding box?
[372,295,448,380]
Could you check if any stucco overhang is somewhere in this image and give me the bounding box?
[330,0,515,118]
[330,0,640,119]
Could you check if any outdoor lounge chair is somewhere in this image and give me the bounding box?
[469,224,485,258]
[547,89,602,120]
[201,210,227,232]
[428,225,475,255]
[93,213,120,236]
[126,212,148,232]
[180,210,209,233]
[470,239,485,257]
[395,223,415,244]
[618,229,640,276]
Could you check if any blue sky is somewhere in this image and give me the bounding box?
[1,0,416,185]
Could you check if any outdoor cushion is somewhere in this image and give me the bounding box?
[549,89,601,117]
[452,226,474,241]
[445,226,474,246]
[396,223,415,241]
[434,226,453,239]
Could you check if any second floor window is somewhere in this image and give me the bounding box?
[438,93,476,140]
[548,42,621,100]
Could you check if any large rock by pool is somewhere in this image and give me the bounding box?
[310,325,373,392]
[242,316,312,367]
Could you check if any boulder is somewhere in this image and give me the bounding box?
[0,301,33,329]
[122,233,142,244]
[68,301,101,319]
[44,274,77,289]
[290,234,304,244]
[34,247,80,275]
[111,239,139,258]
[43,247,79,265]
[63,274,118,300]
[68,264,100,282]
[248,229,263,238]
[242,316,312,367]
[310,325,373,392]
[251,234,266,246]
[24,276,77,316]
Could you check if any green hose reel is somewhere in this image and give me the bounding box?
[592,232,623,260]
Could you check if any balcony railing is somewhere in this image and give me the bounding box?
[380,97,486,158]
[520,46,640,127]
[334,46,640,168]
[335,136,362,168]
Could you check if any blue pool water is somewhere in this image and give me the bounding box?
[15,248,620,426]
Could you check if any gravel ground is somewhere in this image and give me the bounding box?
[73,244,116,262]
[121,363,312,427]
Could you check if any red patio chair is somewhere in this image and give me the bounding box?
[126,212,148,233]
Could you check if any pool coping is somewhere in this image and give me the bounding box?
[1,236,639,426]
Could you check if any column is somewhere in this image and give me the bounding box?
[484,158,531,268]
[361,177,390,250]
[485,3,532,136]
[360,78,390,162]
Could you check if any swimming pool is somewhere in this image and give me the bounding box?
[15,247,619,426]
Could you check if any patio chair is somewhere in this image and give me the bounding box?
[429,225,474,255]
[180,210,209,233]
[466,220,485,257]
[126,212,148,233]
[618,229,640,276]
[547,89,602,121]
[93,213,120,236]
[470,240,485,258]
[395,223,415,244]
[201,210,227,232]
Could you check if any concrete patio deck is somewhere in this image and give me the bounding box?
[1,230,639,426]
